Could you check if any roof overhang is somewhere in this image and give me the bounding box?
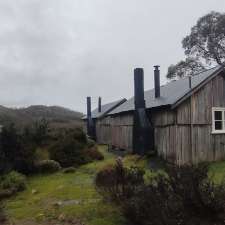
[171,66,225,109]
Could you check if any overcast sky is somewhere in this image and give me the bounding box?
[0,0,224,112]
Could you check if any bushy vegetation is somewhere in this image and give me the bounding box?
[0,171,26,198]
[95,158,144,201]
[63,167,76,173]
[0,204,6,224]
[35,160,61,174]
[4,146,125,225]
[0,120,49,174]
[49,128,103,167]
[96,160,225,225]
[85,146,104,161]
[49,129,88,167]
[0,122,100,175]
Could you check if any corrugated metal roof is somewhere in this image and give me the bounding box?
[109,65,224,115]
[83,98,127,119]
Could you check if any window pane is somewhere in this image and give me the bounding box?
[215,121,223,130]
[215,111,222,120]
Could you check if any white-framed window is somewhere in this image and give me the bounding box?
[212,107,225,134]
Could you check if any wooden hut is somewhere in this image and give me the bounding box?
[83,98,127,143]
[106,65,225,165]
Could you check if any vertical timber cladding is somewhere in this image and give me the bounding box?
[111,112,134,151]
[95,113,134,151]
[151,109,177,163]
[95,116,112,145]
[176,71,225,164]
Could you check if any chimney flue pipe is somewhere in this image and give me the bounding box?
[98,97,102,113]
[87,97,94,138]
[134,68,145,109]
[154,65,160,98]
[189,76,192,89]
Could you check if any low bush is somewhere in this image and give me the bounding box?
[95,158,145,201]
[63,167,76,173]
[85,146,104,161]
[35,160,61,173]
[0,124,37,174]
[0,204,6,224]
[87,139,96,148]
[0,171,26,194]
[49,128,88,167]
[122,164,225,225]
[123,175,184,225]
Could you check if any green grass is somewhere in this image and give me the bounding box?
[5,145,225,225]
[4,146,126,225]
[209,161,225,184]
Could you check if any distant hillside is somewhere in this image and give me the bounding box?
[0,105,84,128]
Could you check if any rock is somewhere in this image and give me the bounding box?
[58,213,66,221]
[31,189,38,195]
[62,199,80,206]
[53,201,63,208]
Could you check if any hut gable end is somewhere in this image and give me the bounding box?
[176,71,225,126]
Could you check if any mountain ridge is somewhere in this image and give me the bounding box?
[0,105,84,128]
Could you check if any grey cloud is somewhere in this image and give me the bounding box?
[0,0,224,112]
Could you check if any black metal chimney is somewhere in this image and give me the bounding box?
[98,97,102,113]
[154,65,160,98]
[189,76,192,89]
[86,97,95,139]
[133,68,154,155]
[134,68,145,109]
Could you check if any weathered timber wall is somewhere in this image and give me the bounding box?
[96,116,112,144]
[111,113,133,151]
[95,113,134,151]
[155,72,225,165]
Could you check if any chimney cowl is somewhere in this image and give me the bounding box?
[154,65,161,98]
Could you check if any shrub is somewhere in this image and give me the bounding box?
[35,160,61,173]
[166,164,225,223]
[69,128,87,145]
[85,146,104,161]
[95,158,145,201]
[63,167,76,173]
[0,124,36,174]
[0,204,6,223]
[87,139,96,148]
[122,164,225,225]
[49,128,89,167]
[0,171,26,193]
[123,175,184,225]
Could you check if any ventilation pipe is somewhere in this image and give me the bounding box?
[98,97,102,113]
[154,65,160,98]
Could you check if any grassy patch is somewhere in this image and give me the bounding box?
[209,161,225,184]
[4,145,126,225]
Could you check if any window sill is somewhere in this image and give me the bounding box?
[212,131,225,134]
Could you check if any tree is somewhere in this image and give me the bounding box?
[32,119,49,146]
[167,11,225,79]
[166,58,205,79]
